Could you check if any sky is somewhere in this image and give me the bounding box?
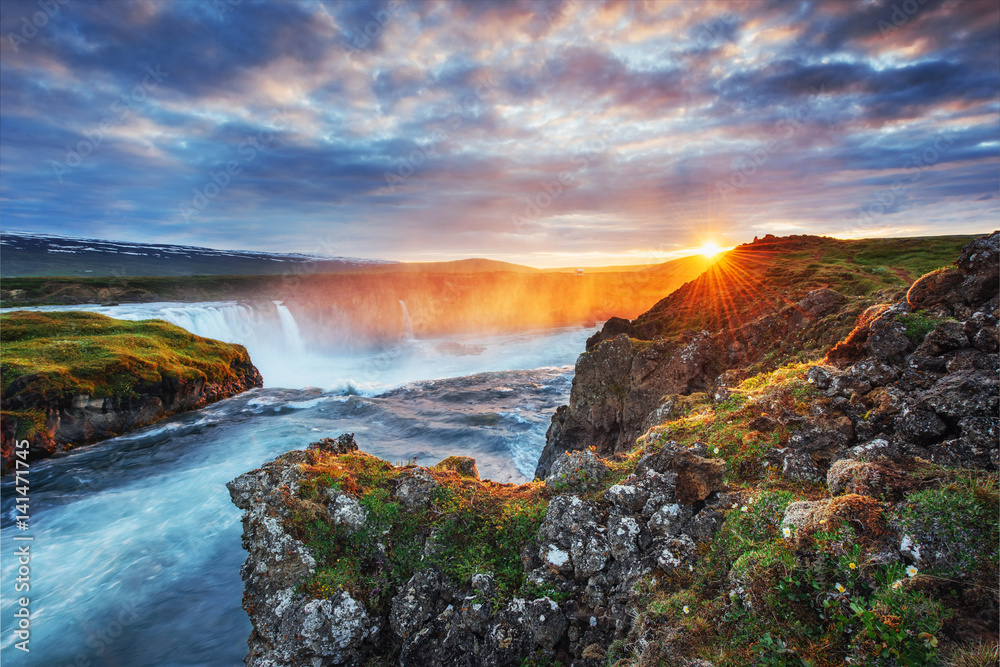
[0,0,998,267]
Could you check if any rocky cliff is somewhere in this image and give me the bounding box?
[231,233,997,666]
[534,233,994,479]
[1,311,263,471]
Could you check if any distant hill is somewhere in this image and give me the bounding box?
[0,232,395,278]
[360,258,542,274]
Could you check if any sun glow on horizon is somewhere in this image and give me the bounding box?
[698,241,724,258]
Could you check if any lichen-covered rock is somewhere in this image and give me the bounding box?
[391,567,446,639]
[545,449,609,492]
[827,459,879,496]
[329,494,367,532]
[228,453,379,667]
[395,468,440,510]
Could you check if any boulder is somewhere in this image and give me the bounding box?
[395,468,440,510]
[545,449,610,492]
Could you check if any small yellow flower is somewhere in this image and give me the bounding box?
[906,566,918,577]
[835,583,846,593]
[849,562,856,570]
[683,605,690,614]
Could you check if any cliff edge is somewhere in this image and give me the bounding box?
[1,310,263,471]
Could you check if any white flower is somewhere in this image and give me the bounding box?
[713,447,720,454]
[683,605,690,614]
[782,526,792,538]
[748,496,754,504]
[835,583,846,593]
[740,505,748,513]
[906,566,918,577]
[891,580,903,590]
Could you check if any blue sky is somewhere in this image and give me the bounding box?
[1,0,997,266]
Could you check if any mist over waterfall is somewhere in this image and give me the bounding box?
[2,300,594,393]
[273,300,307,354]
[399,300,415,341]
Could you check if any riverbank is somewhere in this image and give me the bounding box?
[0,310,262,472]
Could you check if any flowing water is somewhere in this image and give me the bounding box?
[0,301,592,666]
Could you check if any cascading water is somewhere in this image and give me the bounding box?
[399,300,415,341]
[273,300,307,354]
[0,300,598,666]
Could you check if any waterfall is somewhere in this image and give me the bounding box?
[159,304,257,346]
[273,301,307,354]
[399,300,415,341]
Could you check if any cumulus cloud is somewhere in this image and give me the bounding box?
[0,0,996,264]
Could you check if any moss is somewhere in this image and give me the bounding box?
[896,311,944,345]
[0,311,254,401]
[898,479,999,578]
[0,409,47,439]
[293,450,549,610]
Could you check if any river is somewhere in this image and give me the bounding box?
[0,301,591,666]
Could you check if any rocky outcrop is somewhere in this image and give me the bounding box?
[1,315,262,472]
[536,287,867,479]
[2,362,261,467]
[807,232,999,472]
[229,440,729,666]
[537,233,999,480]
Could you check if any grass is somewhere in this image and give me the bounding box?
[640,363,819,487]
[280,354,998,667]
[1,310,255,437]
[292,450,549,611]
[632,235,976,343]
[609,360,999,667]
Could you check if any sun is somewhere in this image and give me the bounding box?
[697,241,723,258]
